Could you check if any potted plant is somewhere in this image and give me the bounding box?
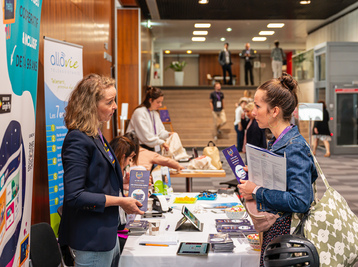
[166,61,186,86]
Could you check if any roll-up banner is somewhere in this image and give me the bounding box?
[43,37,83,234]
[0,0,43,266]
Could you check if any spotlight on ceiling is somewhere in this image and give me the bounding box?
[164,50,170,54]
[192,37,206,42]
[198,0,209,4]
[193,31,208,35]
[194,23,211,28]
[267,23,285,28]
[252,37,267,42]
[259,31,275,35]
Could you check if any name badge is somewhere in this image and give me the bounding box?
[216,101,222,109]
[155,145,161,153]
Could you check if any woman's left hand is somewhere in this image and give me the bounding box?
[237,180,257,200]
[162,143,169,151]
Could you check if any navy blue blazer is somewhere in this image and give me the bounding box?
[58,129,124,251]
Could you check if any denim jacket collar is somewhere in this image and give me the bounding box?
[268,125,302,152]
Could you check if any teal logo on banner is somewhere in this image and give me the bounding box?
[6,0,42,111]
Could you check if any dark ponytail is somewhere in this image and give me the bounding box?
[139,86,164,109]
[258,72,298,121]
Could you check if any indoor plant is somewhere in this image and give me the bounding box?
[166,61,186,86]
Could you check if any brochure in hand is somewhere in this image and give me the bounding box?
[208,233,235,252]
[222,145,248,183]
[128,170,150,211]
[245,143,286,190]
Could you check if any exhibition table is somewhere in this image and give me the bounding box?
[170,170,226,192]
[119,193,260,267]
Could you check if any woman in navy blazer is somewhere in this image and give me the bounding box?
[58,74,144,267]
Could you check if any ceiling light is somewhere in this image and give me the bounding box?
[226,28,232,32]
[259,31,275,35]
[187,50,192,54]
[192,37,206,42]
[300,0,311,4]
[194,23,211,28]
[198,0,209,4]
[267,23,285,28]
[164,50,170,54]
[220,37,226,42]
[193,31,208,35]
[252,37,267,42]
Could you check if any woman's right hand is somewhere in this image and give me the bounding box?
[162,143,169,151]
[121,197,145,215]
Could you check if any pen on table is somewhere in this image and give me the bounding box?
[165,225,170,231]
[140,243,169,247]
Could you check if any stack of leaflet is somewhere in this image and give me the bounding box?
[208,233,235,253]
[215,219,256,238]
[125,220,149,235]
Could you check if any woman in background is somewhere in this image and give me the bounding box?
[242,102,267,153]
[234,97,248,152]
[58,74,144,267]
[238,73,317,266]
[312,100,331,157]
[126,87,173,152]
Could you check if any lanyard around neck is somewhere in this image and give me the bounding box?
[147,109,157,135]
[273,125,293,145]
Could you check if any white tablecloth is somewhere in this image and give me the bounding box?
[119,193,260,267]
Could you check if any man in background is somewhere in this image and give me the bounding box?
[210,82,226,140]
[271,40,286,78]
[241,43,255,85]
[218,43,233,85]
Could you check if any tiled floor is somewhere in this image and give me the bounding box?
[171,147,358,216]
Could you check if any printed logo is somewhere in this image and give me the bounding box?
[50,51,79,69]
[0,95,11,114]
[228,148,234,157]
[135,172,143,179]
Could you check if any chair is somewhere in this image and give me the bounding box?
[158,106,174,132]
[30,222,65,267]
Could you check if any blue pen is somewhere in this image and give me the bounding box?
[165,225,170,231]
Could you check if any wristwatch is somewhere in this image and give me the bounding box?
[252,186,261,200]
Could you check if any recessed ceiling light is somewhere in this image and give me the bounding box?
[164,50,170,54]
[252,37,267,42]
[300,0,311,4]
[194,23,211,28]
[187,50,192,54]
[193,31,208,35]
[267,23,285,28]
[259,31,275,35]
[226,28,232,32]
[192,37,206,42]
[220,37,226,42]
[198,0,209,4]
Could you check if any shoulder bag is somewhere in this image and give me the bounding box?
[291,152,358,266]
[203,141,222,170]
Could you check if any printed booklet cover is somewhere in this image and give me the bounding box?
[222,145,248,183]
[128,170,150,211]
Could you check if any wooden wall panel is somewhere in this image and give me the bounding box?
[116,9,139,118]
[33,0,115,224]
[199,54,240,85]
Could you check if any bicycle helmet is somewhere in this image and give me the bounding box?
[263,234,319,267]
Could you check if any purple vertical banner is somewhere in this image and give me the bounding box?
[222,145,248,183]
[128,170,150,212]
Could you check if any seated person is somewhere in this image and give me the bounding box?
[124,131,184,172]
[126,86,174,153]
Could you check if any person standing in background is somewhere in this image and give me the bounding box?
[218,43,233,85]
[241,43,255,85]
[271,40,286,78]
[210,82,227,140]
[312,100,331,157]
[234,97,248,152]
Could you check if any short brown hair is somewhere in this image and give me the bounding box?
[109,136,136,167]
[258,72,298,121]
[64,73,116,137]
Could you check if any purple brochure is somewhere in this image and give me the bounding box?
[222,145,248,183]
[128,170,150,211]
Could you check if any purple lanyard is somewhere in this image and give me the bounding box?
[98,129,115,163]
[216,92,221,101]
[147,109,157,135]
[273,125,293,145]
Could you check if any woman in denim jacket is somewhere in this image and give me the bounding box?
[238,73,318,266]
